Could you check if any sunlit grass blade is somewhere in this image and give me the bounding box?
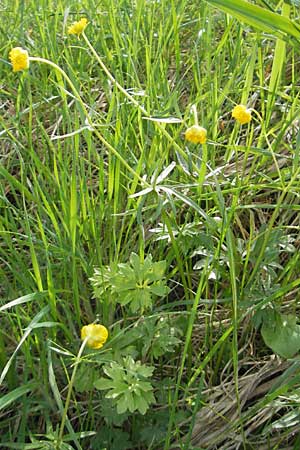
[206,0,300,42]
[265,2,290,125]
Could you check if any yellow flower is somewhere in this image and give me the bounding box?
[68,18,88,36]
[185,125,207,144]
[232,104,252,125]
[81,323,108,349]
[9,47,29,72]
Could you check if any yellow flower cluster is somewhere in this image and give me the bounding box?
[81,323,108,349]
[9,47,29,72]
[185,125,207,144]
[68,18,88,36]
[232,104,252,125]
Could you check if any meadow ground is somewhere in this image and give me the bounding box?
[1,1,300,449]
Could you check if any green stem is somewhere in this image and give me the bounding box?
[198,142,208,194]
[191,104,198,126]
[57,339,87,448]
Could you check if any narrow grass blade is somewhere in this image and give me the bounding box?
[206,0,300,41]
[0,306,50,385]
[0,382,36,411]
[266,2,290,125]
[0,292,47,313]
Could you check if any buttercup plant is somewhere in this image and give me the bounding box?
[57,322,108,449]
[8,40,148,185]
[7,23,175,445]
[8,18,207,184]
[77,23,209,178]
[91,252,170,316]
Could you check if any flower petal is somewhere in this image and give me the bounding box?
[81,323,108,349]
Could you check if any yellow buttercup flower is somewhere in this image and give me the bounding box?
[232,104,252,125]
[81,323,108,349]
[9,47,29,72]
[185,125,207,144]
[68,18,88,36]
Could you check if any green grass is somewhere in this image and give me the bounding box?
[1,0,300,449]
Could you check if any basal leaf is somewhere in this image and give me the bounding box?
[134,395,148,415]
[94,378,115,391]
[261,312,300,358]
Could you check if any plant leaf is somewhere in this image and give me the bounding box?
[261,312,300,358]
[0,382,36,411]
[206,0,300,42]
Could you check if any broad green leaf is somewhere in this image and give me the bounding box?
[94,378,115,390]
[116,395,128,414]
[148,261,167,282]
[97,357,155,415]
[144,390,156,404]
[150,283,169,296]
[124,391,135,412]
[129,252,141,273]
[120,291,135,306]
[261,312,300,358]
[134,394,148,415]
[137,381,154,392]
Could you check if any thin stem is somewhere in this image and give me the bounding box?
[198,142,208,194]
[81,34,148,115]
[191,104,198,126]
[57,338,87,448]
